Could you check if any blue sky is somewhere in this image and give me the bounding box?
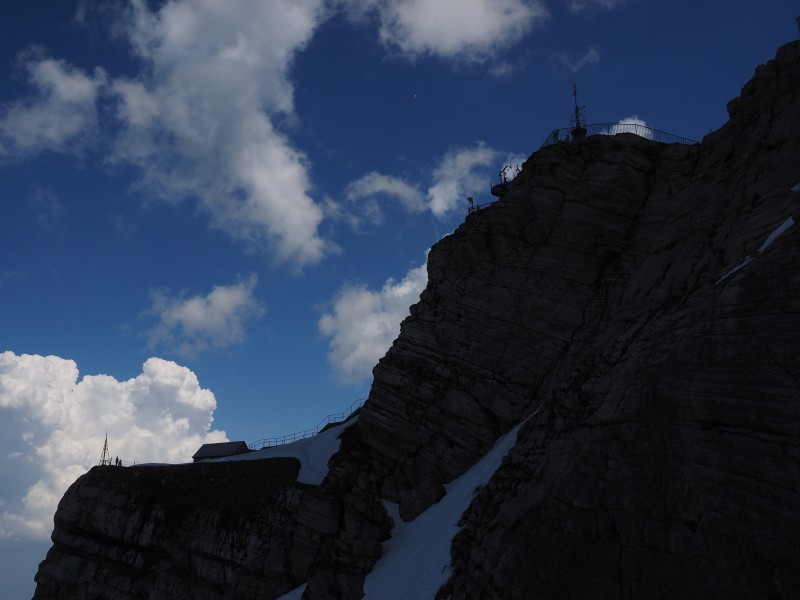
[0,0,797,595]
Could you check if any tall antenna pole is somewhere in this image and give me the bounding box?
[571,80,587,142]
[573,80,580,126]
[99,433,111,466]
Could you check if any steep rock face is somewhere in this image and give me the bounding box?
[442,41,800,599]
[34,459,346,599]
[35,41,800,600]
[313,40,800,598]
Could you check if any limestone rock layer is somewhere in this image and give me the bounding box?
[35,40,800,600]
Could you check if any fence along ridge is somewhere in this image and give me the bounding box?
[248,398,366,451]
[540,122,698,149]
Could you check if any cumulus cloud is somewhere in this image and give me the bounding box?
[107,0,331,268]
[565,0,628,12]
[2,1,332,268]
[339,0,548,63]
[549,46,600,73]
[0,49,106,159]
[427,142,501,217]
[144,275,266,358]
[318,260,428,383]
[0,352,226,540]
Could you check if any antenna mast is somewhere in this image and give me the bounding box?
[99,433,111,466]
[571,80,587,142]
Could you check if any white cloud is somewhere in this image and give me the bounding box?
[145,275,266,358]
[108,0,331,268]
[346,172,425,213]
[566,0,628,12]
[0,352,226,540]
[319,260,428,383]
[606,115,652,138]
[549,46,600,73]
[333,171,425,229]
[427,142,501,217]
[0,49,106,159]
[2,1,333,268]
[340,0,548,63]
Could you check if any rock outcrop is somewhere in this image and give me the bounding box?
[35,40,800,600]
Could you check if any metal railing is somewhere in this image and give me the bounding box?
[248,398,366,451]
[539,123,698,149]
[466,201,493,216]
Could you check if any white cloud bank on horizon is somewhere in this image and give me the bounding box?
[144,275,266,359]
[318,260,428,383]
[0,352,226,540]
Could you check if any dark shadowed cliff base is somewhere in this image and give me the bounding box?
[35,40,800,600]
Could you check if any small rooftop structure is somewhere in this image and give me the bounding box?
[192,441,250,462]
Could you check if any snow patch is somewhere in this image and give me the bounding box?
[791,182,800,192]
[716,255,754,284]
[716,215,795,284]
[212,418,357,485]
[757,216,794,254]
[276,584,305,600]
[362,415,533,599]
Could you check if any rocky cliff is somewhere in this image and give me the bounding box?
[35,40,800,600]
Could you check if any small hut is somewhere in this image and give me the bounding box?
[192,441,250,462]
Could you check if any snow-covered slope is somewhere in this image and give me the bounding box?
[279,416,530,600]
[213,418,357,485]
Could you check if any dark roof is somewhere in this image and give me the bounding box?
[192,441,249,460]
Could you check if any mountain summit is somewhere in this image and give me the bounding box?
[35,40,800,600]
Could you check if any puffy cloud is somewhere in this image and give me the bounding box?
[318,260,428,383]
[0,50,106,159]
[0,352,226,540]
[108,0,331,268]
[549,46,600,73]
[144,275,266,358]
[339,0,548,63]
[427,142,501,217]
[565,0,628,12]
[332,172,425,230]
[1,1,332,268]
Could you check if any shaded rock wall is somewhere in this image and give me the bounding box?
[34,40,800,600]
[442,40,800,599]
[34,459,342,599]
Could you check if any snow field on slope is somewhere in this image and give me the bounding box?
[213,418,356,485]
[278,417,530,600]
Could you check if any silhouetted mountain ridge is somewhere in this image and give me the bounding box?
[35,39,800,600]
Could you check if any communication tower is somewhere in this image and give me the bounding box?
[99,433,112,466]
[570,80,587,142]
